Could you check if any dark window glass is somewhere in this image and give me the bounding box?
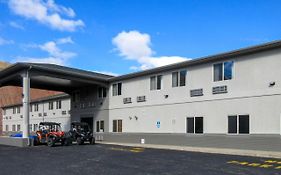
[224,61,233,80]
[186,117,194,133]
[96,121,100,132]
[103,88,107,97]
[118,120,122,132]
[228,115,237,133]
[100,121,104,131]
[172,72,178,87]
[113,120,117,132]
[195,117,203,134]
[214,63,223,81]
[98,87,103,98]
[239,115,249,134]
[157,75,162,90]
[180,70,186,86]
[117,83,122,95]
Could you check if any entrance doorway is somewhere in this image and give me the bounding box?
[81,117,94,132]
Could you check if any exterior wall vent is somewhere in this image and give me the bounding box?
[212,85,228,94]
[62,111,67,115]
[137,96,146,102]
[123,97,132,104]
[190,89,203,97]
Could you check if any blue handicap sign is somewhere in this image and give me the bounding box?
[156,121,160,128]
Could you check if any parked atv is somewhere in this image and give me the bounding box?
[36,122,71,147]
[69,122,95,145]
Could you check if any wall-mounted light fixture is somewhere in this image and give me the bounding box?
[164,95,169,98]
[135,116,138,120]
[269,81,276,87]
[129,116,132,120]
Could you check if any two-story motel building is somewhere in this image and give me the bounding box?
[1,40,281,139]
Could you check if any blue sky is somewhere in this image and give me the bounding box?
[0,0,281,75]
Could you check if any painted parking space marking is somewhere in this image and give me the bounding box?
[227,159,281,170]
[110,147,145,153]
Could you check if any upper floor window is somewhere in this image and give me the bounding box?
[172,70,186,87]
[13,107,16,114]
[34,104,39,112]
[3,109,6,115]
[112,83,122,96]
[98,87,107,98]
[49,102,54,110]
[213,61,234,82]
[17,107,20,114]
[150,75,162,90]
[56,100,62,109]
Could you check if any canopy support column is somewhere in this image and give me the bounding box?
[22,70,30,142]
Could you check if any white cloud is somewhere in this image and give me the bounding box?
[8,0,84,32]
[9,21,25,30]
[112,30,190,70]
[0,37,14,45]
[14,37,76,65]
[56,36,73,44]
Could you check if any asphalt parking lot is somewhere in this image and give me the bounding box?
[0,144,280,175]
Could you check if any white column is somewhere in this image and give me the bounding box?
[22,71,30,139]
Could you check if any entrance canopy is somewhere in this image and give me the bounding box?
[0,63,114,92]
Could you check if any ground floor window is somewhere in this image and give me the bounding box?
[96,120,105,132]
[12,125,16,132]
[17,124,21,131]
[33,124,38,132]
[5,125,9,131]
[113,119,122,132]
[186,117,203,134]
[228,115,249,134]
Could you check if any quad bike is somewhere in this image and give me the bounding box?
[69,122,95,145]
[35,122,72,147]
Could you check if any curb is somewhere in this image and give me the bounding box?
[96,141,281,159]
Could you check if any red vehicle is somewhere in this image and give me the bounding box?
[36,122,71,147]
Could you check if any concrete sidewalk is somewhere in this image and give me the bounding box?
[97,141,281,159]
[95,133,281,159]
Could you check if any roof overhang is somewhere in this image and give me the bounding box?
[0,63,114,93]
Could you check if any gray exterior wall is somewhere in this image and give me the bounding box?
[108,48,281,135]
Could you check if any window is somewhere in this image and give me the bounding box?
[5,125,9,131]
[172,70,186,87]
[112,83,122,96]
[3,109,6,115]
[17,124,21,131]
[12,125,16,132]
[96,121,100,132]
[228,115,249,134]
[150,75,162,90]
[213,61,234,82]
[30,105,32,112]
[49,102,53,110]
[98,87,107,98]
[17,107,20,114]
[34,104,39,112]
[100,120,104,132]
[56,100,62,109]
[186,117,203,134]
[13,107,16,114]
[33,124,38,132]
[113,120,122,132]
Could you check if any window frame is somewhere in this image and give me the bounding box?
[112,83,122,96]
[150,75,162,91]
[213,60,235,82]
[172,70,187,87]
[227,114,250,135]
[186,116,204,134]
[112,119,122,133]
